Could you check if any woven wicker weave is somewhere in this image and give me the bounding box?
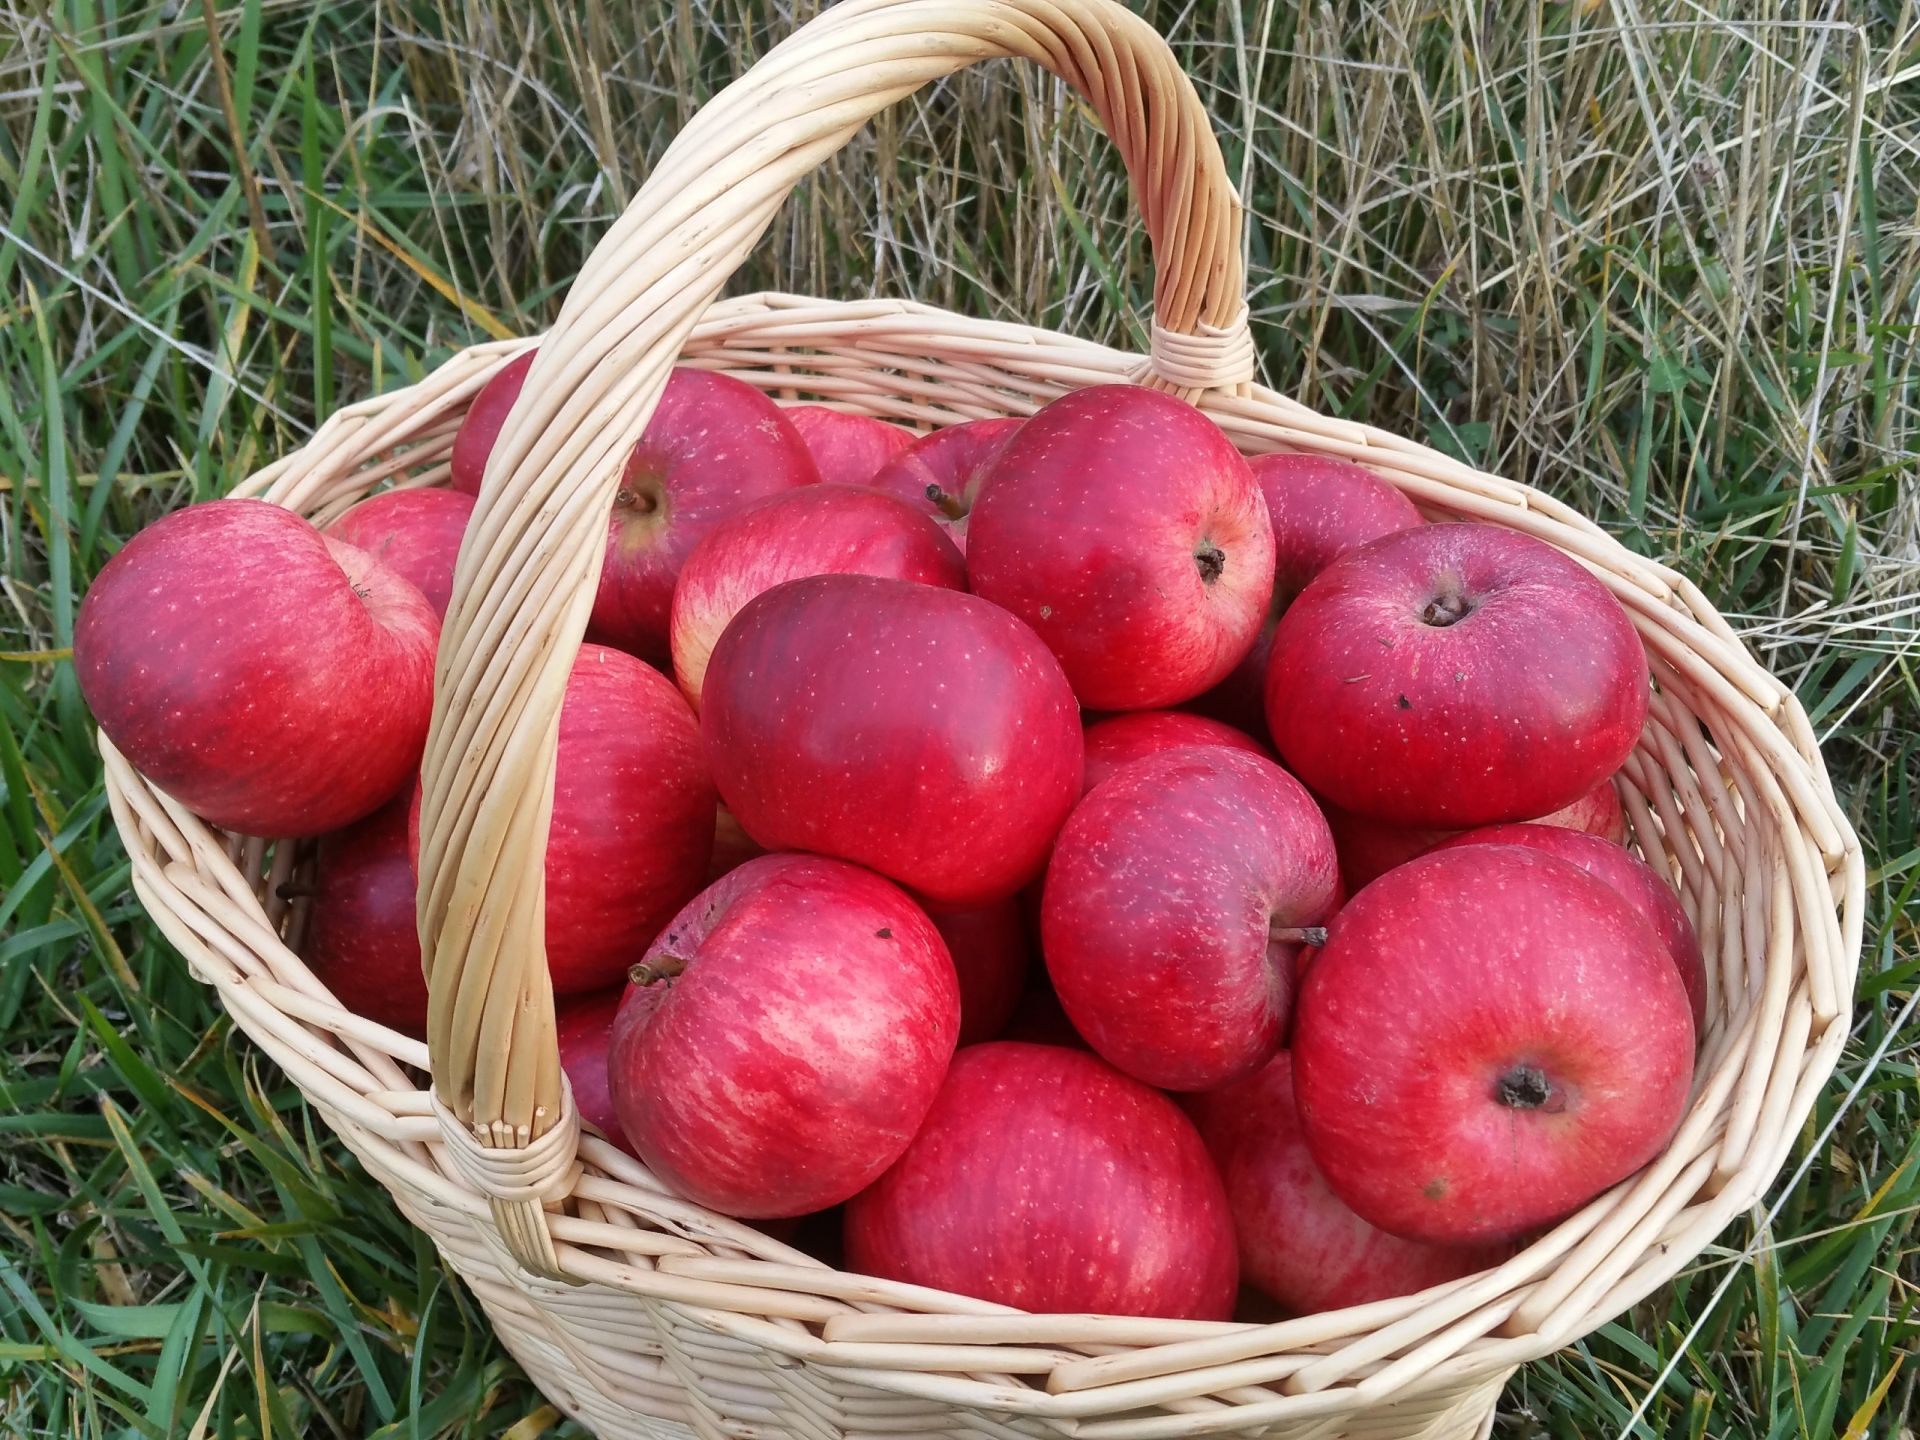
[98,0,1863,1435]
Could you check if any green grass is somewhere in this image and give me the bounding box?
[2,0,1916,1436]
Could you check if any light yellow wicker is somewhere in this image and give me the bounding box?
[97,0,1864,1435]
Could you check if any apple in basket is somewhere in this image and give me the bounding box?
[1193,452,1424,740]
[1292,846,1694,1244]
[1187,1052,1506,1314]
[845,1041,1238,1319]
[921,898,1031,1046]
[609,854,960,1218]
[302,791,427,1037]
[968,385,1275,710]
[449,349,537,495]
[1079,709,1270,796]
[782,404,913,486]
[74,498,438,837]
[556,988,630,1153]
[1267,524,1649,828]
[325,487,476,619]
[669,484,967,713]
[863,416,1022,553]
[1044,748,1339,1091]
[700,573,1083,907]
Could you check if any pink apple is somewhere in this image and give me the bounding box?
[1326,777,1627,892]
[1293,846,1694,1244]
[450,348,536,496]
[1433,823,1706,1034]
[1081,710,1270,795]
[1194,454,1425,739]
[968,386,1274,709]
[784,405,913,486]
[864,417,1022,553]
[325,487,475,618]
[586,368,819,661]
[701,574,1082,906]
[1268,524,1648,827]
[669,484,966,712]
[844,1042,1237,1318]
[556,988,629,1153]
[1187,1053,1504,1314]
[303,792,426,1036]
[409,643,716,994]
[608,854,960,1218]
[1044,749,1338,1091]
[925,900,1031,1045]
[75,498,438,836]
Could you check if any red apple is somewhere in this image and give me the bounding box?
[864,417,1022,553]
[844,1042,1237,1318]
[608,854,960,1218]
[1432,824,1706,1034]
[1293,846,1694,1244]
[556,988,629,1152]
[968,386,1274,710]
[784,405,913,486]
[1044,749,1338,1091]
[669,484,966,713]
[303,792,426,1036]
[450,348,536,496]
[1187,1053,1504,1314]
[925,900,1031,1046]
[702,574,1082,906]
[1268,524,1648,827]
[1326,777,1627,892]
[409,643,716,995]
[587,368,819,661]
[75,498,437,836]
[1081,710,1270,796]
[325,487,475,619]
[1194,454,1425,740]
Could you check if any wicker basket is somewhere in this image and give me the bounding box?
[97,0,1864,1435]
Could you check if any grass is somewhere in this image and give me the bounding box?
[1,0,1916,1435]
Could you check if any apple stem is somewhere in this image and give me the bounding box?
[629,954,689,987]
[1270,925,1328,947]
[924,483,968,522]
[1420,592,1471,627]
[1496,1064,1553,1110]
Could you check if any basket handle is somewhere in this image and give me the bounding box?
[417,0,1251,1274]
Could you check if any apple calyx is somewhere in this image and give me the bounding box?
[1269,924,1329,947]
[1419,591,1471,627]
[1194,542,1227,585]
[925,483,969,522]
[629,954,689,986]
[1495,1063,1554,1111]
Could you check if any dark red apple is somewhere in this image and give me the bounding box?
[844,1042,1237,1318]
[1194,453,1425,739]
[968,386,1274,710]
[1268,524,1648,827]
[409,643,716,995]
[1432,824,1706,1034]
[925,900,1031,1046]
[864,417,1021,553]
[325,487,475,618]
[303,792,426,1036]
[784,405,913,486]
[556,987,629,1152]
[1081,710,1270,795]
[449,348,536,496]
[1326,777,1627,892]
[669,484,966,712]
[1293,846,1694,1244]
[701,574,1082,907]
[587,368,819,661]
[1044,749,1338,1091]
[608,854,960,1218]
[1187,1053,1504,1314]
[75,498,438,836]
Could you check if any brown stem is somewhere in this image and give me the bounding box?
[629,954,689,986]
[925,483,968,521]
[1269,925,1328,947]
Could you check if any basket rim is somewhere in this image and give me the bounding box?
[97,292,1865,1431]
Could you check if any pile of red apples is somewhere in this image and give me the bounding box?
[76,356,1702,1321]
